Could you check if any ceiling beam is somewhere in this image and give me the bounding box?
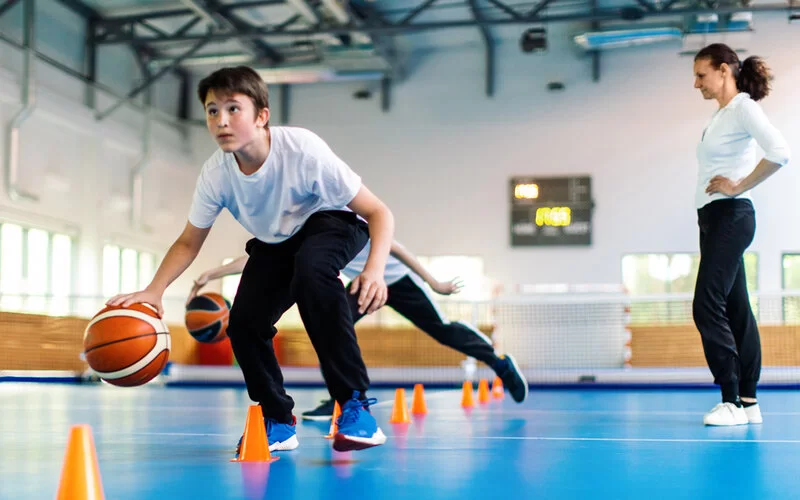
[96,34,213,121]
[99,0,285,26]
[180,0,285,63]
[53,0,100,19]
[467,0,495,97]
[0,0,22,19]
[96,2,794,45]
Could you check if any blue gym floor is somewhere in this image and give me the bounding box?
[1,383,799,499]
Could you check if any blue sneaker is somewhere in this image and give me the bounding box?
[235,416,299,457]
[495,354,528,403]
[333,391,387,452]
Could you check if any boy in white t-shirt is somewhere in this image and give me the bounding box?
[108,66,392,453]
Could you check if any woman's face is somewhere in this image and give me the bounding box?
[693,57,727,101]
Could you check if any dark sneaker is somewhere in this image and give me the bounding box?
[301,398,336,421]
[494,354,528,403]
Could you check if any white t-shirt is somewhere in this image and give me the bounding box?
[695,92,790,209]
[188,127,362,243]
[341,241,420,287]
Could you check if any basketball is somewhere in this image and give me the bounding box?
[185,292,231,343]
[83,303,171,387]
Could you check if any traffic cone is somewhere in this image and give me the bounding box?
[411,383,428,415]
[389,388,411,424]
[56,424,105,500]
[461,380,475,408]
[478,378,490,404]
[231,405,279,463]
[491,376,504,399]
[325,401,342,439]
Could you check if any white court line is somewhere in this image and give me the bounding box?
[0,431,232,437]
[127,432,230,437]
[410,408,800,416]
[4,404,800,417]
[478,436,800,444]
[0,391,454,412]
[372,391,452,407]
[5,431,800,445]
[4,403,800,418]
[0,405,246,412]
[161,434,800,445]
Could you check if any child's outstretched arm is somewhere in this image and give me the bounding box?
[390,240,463,295]
[187,255,248,303]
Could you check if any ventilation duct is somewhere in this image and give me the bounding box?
[257,44,391,84]
[257,64,386,84]
[573,27,683,50]
[688,12,753,33]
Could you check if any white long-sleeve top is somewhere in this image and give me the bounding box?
[695,92,790,209]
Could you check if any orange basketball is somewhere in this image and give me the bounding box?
[185,292,231,343]
[83,303,171,387]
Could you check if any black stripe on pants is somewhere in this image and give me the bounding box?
[347,275,499,366]
[692,198,760,402]
[226,210,371,423]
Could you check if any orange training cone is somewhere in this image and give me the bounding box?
[461,380,475,408]
[56,424,105,500]
[231,405,279,463]
[389,388,411,424]
[325,401,342,439]
[478,378,491,404]
[411,383,428,415]
[491,376,504,399]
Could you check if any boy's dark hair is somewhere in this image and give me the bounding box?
[694,43,772,101]
[197,66,270,127]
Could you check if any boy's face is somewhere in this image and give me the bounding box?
[204,90,269,152]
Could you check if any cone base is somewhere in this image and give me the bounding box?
[231,456,280,463]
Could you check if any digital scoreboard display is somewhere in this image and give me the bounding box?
[510,175,593,247]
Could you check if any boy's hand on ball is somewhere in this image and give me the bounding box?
[107,289,165,317]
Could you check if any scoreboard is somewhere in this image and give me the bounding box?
[510,175,593,246]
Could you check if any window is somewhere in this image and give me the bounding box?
[782,254,800,323]
[360,255,488,328]
[0,222,74,315]
[221,257,241,303]
[138,252,155,291]
[1,223,24,312]
[417,256,487,301]
[622,252,758,324]
[102,245,121,298]
[50,234,72,315]
[26,229,49,313]
[102,244,156,297]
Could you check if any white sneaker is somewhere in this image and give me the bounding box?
[703,402,748,426]
[744,403,763,424]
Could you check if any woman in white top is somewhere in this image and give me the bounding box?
[692,43,790,426]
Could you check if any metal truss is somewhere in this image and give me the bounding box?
[91,0,792,45]
[6,0,795,118]
[0,0,22,18]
